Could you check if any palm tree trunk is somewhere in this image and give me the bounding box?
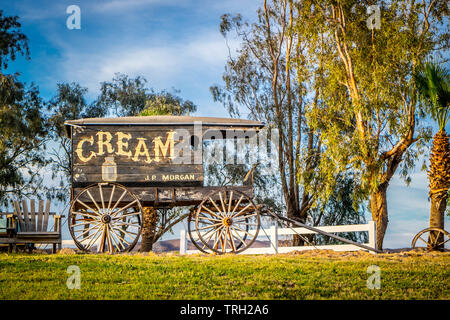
[428,130,449,250]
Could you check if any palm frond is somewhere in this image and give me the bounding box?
[414,61,450,130]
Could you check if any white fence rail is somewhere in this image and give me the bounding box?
[180,221,376,255]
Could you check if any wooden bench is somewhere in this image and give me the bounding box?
[0,200,62,253]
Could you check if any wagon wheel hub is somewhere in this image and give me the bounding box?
[223,217,233,227]
[101,214,112,224]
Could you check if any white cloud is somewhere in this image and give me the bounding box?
[54,29,235,101]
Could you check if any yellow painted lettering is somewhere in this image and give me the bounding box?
[75,136,96,163]
[132,138,152,163]
[97,131,114,155]
[153,131,174,162]
[116,132,132,158]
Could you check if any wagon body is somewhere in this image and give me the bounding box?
[66,116,264,206]
[65,116,265,253]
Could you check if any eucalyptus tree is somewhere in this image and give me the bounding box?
[0,11,48,205]
[211,0,323,243]
[300,0,448,249]
[414,61,449,249]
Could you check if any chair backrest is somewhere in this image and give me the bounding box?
[14,199,51,232]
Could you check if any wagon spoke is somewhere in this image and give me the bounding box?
[76,199,98,215]
[112,211,142,220]
[105,225,114,253]
[227,227,236,251]
[434,237,450,247]
[227,191,233,216]
[109,227,126,251]
[78,226,102,243]
[72,211,100,220]
[200,205,222,219]
[219,192,228,217]
[418,236,428,244]
[85,227,103,250]
[230,226,247,248]
[109,189,128,213]
[232,225,256,238]
[197,222,223,231]
[230,195,244,216]
[107,184,116,214]
[111,225,139,238]
[110,199,138,217]
[74,224,101,240]
[98,184,106,214]
[109,227,131,246]
[197,215,221,223]
[212,227,224,251]
[209,197,224,216]
[233,213,258,221]
[71,220,98,227]
[232,203,252,219]
[86,189,102,214]
[98,225,108,253]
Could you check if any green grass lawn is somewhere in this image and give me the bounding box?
[0,250,448,300]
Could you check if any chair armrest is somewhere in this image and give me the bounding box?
[54,215,62,233]
[6,214,17,233]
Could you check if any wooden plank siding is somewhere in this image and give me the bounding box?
[72,186,254,208]
[71,125,204,187]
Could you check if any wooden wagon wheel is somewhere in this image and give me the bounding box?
[411,227,449,251]
[188,205,250,254]
[69,183,143,253]
[195,189,260,254]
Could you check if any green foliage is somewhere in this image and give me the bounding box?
[414,61,450,130]
[0,12,48,206]
[0,253,448,299]
[0,10,29,70]
[301,0,447,198]
[212,1,323,225]
[139,90,196,116]
[308,175,368,244]
[95,73,196,117]
[0,74,48,205]
[95,73,149,117]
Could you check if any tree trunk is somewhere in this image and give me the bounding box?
[370,186,389,251]
[140,207,158,252]
[286,194,307,246]
[429,195,446,249]
[428,130,449,250]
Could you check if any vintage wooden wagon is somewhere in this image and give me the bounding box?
[64,115,265,254]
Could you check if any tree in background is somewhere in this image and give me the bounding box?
[94,72,196,117]
[47,82,107,203]
[300,0,447,249]
[0,11,48,206]
[414,61,449,249]
[211,0,323,245]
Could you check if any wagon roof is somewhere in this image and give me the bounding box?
[65,115,264,126]
[64,115,265,136]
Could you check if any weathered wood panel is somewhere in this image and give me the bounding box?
[72,186,254,207]
[71,125,203,186]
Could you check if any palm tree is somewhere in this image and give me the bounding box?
[414,61,450,250]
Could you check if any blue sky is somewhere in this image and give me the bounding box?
[2,0,448,249]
